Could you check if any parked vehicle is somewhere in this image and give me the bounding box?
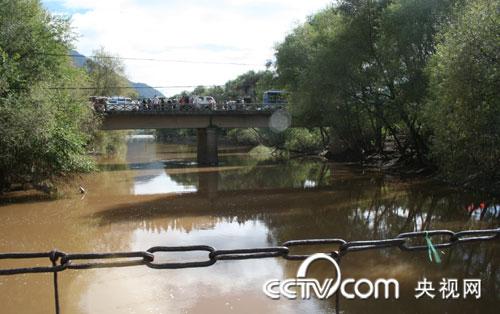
[191,96,216,110]
[263,90,287,110]
[226,97,251,110]
[106,96,138,111]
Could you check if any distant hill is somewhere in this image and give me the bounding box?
[70,50,87,68]
[70,50,164,98]
[128,81,165,99]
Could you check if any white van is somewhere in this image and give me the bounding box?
[191,96,216,110]
[107,96,137,111]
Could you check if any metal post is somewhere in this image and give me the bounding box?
[335,254,341,314]
[49,251,60,314]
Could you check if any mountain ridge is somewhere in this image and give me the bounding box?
[70,50,165,98]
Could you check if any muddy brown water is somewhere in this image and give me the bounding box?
[0,137,498,314]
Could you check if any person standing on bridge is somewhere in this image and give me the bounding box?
[152,95,160,111]
[179,95,189,111]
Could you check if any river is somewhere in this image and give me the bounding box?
[0,136,498,313]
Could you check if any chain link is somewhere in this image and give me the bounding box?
[0,228,498,275]
[282,239,346,260]
[146,245,216,269]
[397,230,457,251]
[210,247,289,260]
[339,238,406,256]
[453,228,500,243]
[61,251,154,270]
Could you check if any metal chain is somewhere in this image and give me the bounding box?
[1,228,499,275]
[0,228,498,314]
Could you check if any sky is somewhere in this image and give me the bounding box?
[42,0,333,96]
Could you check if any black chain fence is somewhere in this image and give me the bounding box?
[1,228,499,313]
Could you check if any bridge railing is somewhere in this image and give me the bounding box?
[93,102,285,114]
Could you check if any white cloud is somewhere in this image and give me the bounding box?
[45,0,333,96]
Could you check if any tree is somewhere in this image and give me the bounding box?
[85,47,138,98]
[276,0,459,162]
[0,0,96,191]
[225,70,277,102]
[191,85,225,103]
[425,0,500,190]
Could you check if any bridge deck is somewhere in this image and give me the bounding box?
[99,109,292,130]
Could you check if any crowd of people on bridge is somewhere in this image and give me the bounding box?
[89,95,279,113]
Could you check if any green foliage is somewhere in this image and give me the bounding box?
[0,0,96,191]
[156,128,196,142]
[226,127,325,155]
[283,128,324,153]
[190,85,226,102]
[85,47,138,98]
[273,0,499,190]
[425,0,500,190]
[276,0,458,160]
[175,70,279,103]
[224,70,279,102]
[90,131,128,156]
[227,129,260,146]
[248,145,273,158]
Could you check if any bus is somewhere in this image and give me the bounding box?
[263,90,287,109]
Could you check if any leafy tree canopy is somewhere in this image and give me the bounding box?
[0,0,96,191]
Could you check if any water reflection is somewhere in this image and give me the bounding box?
[62,218,328,313]
[133,170,197,195]
[116,138,334,196]
[0,137,498,314]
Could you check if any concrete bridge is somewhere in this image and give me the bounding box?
[100,108,293,166]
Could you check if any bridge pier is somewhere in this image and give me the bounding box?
[197,127,218,166]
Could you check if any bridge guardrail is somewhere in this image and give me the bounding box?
[93,102,284,114]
